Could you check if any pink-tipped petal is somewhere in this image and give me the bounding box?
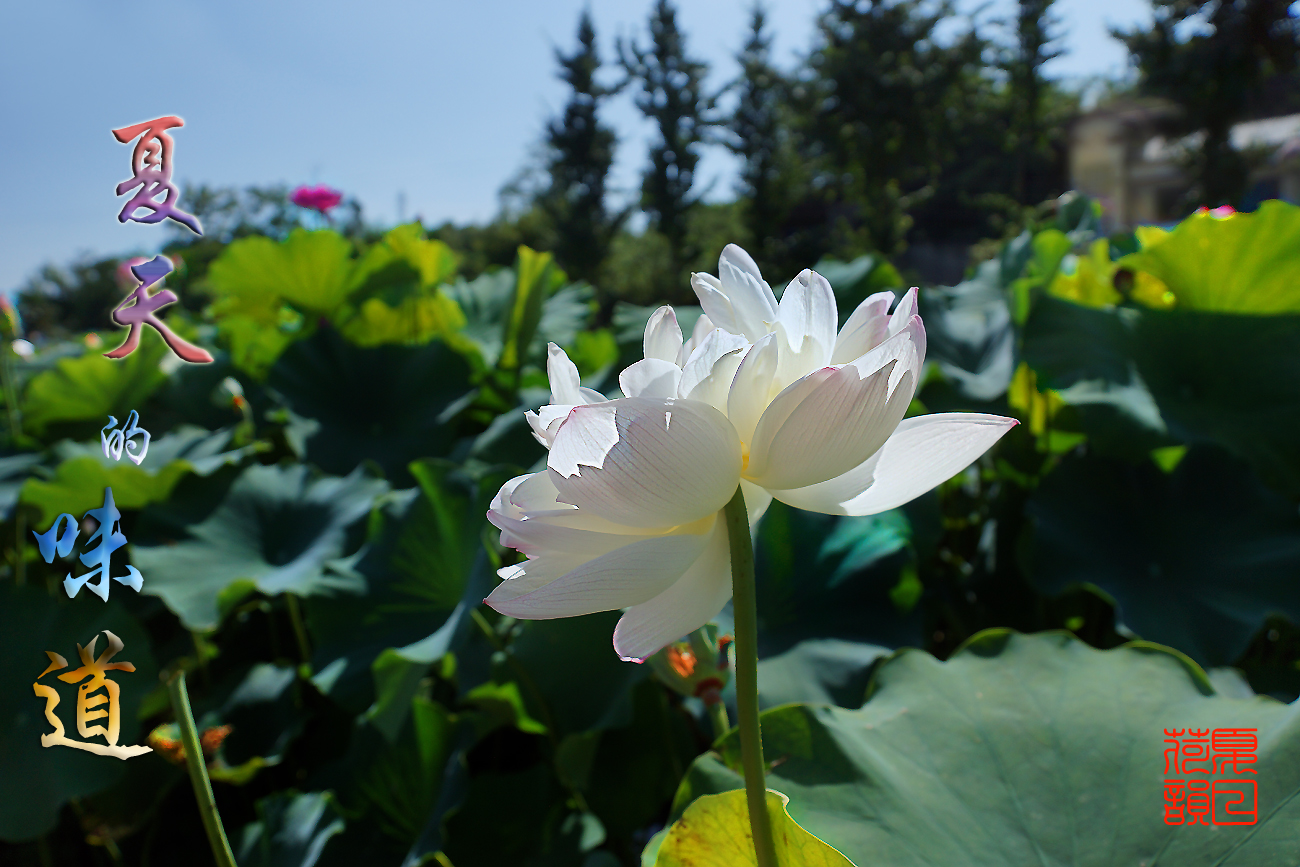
[769,413,1019,516]
[832,291,894,364]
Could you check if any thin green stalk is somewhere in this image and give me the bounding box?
[166,671,237,867]
[284,593,311,672]
[705,696,731,742]
[0,344,22,442]
[15,506,25,587]
[723,485,779,867]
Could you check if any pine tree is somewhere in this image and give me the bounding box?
[803,0,985,256]
[729,5,790,265]
[543,10,622,285]
[1005,0,1062,203]
[1120,0,1299,208]
[622,0,714,277]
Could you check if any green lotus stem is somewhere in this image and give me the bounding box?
[0,343,22,442]
[285,592,312,671]
[723,485,779,867]
[15,506,25,587]
[706,695,731,742]
[166,671,237,867]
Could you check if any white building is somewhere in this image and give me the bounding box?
[1069,101,1300,229]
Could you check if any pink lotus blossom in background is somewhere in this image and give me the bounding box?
[1195,205,1237,218]
[291,185,344,213]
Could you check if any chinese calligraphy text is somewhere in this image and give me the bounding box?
[33,487,143,601]
[106,255,213,363]
[1164,727,1258,826]
[101,410,150,465]
[32,631,152,759]
[111,116,202,235]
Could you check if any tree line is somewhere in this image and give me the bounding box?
[439,0,1296,309]
[17,0,1298,335]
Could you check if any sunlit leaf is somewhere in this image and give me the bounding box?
[21,329,169,435]
[333,224,468,348]
[500,246,564,376]
[1121,200,1300,313]
[653,789,855,867]
[20,426,252,523]
[208,229,354,315]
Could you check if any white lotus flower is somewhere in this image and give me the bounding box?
[488,245,1017,661]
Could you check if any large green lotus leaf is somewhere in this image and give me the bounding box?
[214,307,307,380]
[346,224,459,294]
[499,246,566,376]
[652,790,855,867]
[1130,309,1300,495]
[236,790,346,867]
[676,630,1300,866]
[920,258,1016,404]
[352,696,458,845]
[754,500,923,655]
[510,611,648,736]
[308,461,511,730]
[1122,200,1300,314]
[536,283,596,361]
[442,254,592,373]
[756,640,890,710]
[134,463,388,630]
[21,327,169,436]
[207,229,355,315]
[0,582,156,842]
[20,426,252,523]
[0,453,43,521]
[578,679,700,846]
[1023,296,1300,491]
[1028,447,1300,666]
[334,293,467,349]
[265,328,474,486]
[442,269,516,369]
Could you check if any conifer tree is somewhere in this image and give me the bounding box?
[1120,0,1299,209]
[543,10,622,285]
[622,0,714,276]
[804,0,984,255]
[729,5,790,265]
[1005,0,1062,203]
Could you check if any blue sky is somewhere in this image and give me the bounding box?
[0,0,1152,293]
